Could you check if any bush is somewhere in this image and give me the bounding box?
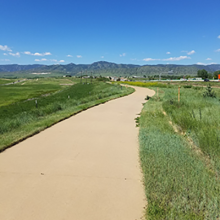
[145,95,151,100]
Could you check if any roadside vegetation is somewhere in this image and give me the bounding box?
[0,79,133,152]
[162,85,220,176]
[164,80,220,88]
[122,81,220,219]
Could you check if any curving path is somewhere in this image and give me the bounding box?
[0,86,155,220]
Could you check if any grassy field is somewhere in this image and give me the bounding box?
[0,78,75,107]
[163,80,220,88]
[125,81,220,219]
[0,78,17,85]
[119,81,168,88]
[0,72,64,78]
[0,79,134,152]
[162,85,220,177]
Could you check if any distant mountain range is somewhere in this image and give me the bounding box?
[0,61,220,77]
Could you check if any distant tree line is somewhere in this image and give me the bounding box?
[197,69,220,79]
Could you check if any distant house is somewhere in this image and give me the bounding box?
[120,77,128,82]
[110,77,118,81]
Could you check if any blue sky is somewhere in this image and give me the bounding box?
[0,0,220,65]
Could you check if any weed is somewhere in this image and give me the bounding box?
[203,84,216,98]
[135,117,140,127]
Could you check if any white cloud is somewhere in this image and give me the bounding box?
[0,59,10,62]
[49,59,65,63]
[196,62,206,65]
[216,49,220,52]
[35,58,47,62]
[101,56,104,58]
[9,52,20,57]
[24,51,51,56]
[196,62,216,66]
[77,55,82,58]
[143,58,159,61]
[166,52,171,54]
[187,50,195,55]
[33,53,42,56]
[120,53,126,57]
[206,58,212,60]
[3,53,7,56]
[24,51,32,55]
[67,55,72,57]
[33,52,51,56]
[218,35,220,39]
[0,45,12,51]
[182,50,195,55]
[44,52,51,56]
[163,56,190,61]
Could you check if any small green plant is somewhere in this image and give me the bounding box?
[203,84,216,98]
[135,117,140,127]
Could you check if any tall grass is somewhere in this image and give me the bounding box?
[163,86,220,175]
[139,85,220,219]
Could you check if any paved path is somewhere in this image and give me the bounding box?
[0,86,155,220]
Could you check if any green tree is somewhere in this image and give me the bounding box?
[197,69,208,79]
[213,70,220,79]
[208,73,213,79]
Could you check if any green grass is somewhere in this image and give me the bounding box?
[164,81,220,88]
[117,81,168,88]
[0,78,17,85]
[162,85,220,176]
[139,84,220,219]
[0,81,134,152]
[0,78,75,107]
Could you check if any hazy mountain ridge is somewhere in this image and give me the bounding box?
[0,61,220,76]
[0,64,45,72]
